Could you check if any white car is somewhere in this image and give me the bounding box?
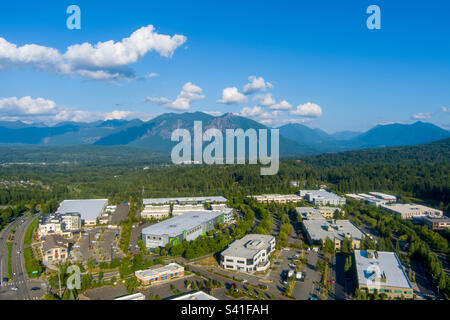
[11,286,18,291]
[242,279,248,284]
[289,263,296,268]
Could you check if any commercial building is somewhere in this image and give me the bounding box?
[251,194,302,204]
[57,199,108,226]
[41,234,69,264]
[141,211,224,249]
[143,196,227,206]
[114,293,145,300]
[220,234,275,273]
[299,190,346,206]
[354,250,413,299]
[140,205,171,220]
[211,204,235,224]
[302,219,364,250]
[135,263,184,285]
[296,207,342,220]
[380,203,443,219]
[368,192,397,202]
[413,216,450,230]
[172,291,218,300]
[172,204,205,216]
[60,212,81,231]
[38,215,63,238]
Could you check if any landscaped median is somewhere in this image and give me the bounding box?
[6,241,12,279]
[23,216,43,278]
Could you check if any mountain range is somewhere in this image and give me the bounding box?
[0,112,448,156]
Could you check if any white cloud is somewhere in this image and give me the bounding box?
[146,72,159,78]
[0,25,186,81]
[239,106,263,117]
[0,96,156,124]
[441,106,449,113]
[259,119,273,126]
[269,100,292,110]
[280,118,312,125]
[217,87,248,104]
[290,102,322,117]
[145,82,205,111]
[203,111,223,116]
[254,93,276,106]
[242,76,273,94]
[412,112,432,120]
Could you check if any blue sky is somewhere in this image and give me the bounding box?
[0,0,449,132]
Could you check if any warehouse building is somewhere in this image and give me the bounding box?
[140,205,171,220]
[141,211,224,249]
[57,199,108,226]
[250,194,302,204]
[143,196,227,206]
[302,219,364,250]
[135,263,184,285]
[299,190,346,206]
[354,250,413,299]
[220,234,275,273]
[380,203,443,219]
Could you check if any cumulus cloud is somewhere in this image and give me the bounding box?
[441,106,449,113]
[290,102,322,117]
[412,112,433,120]
[146,72,159,78]
[242,76,273,94]
[0,96,157,124]
[269,100,292,110]
[239,106,263,117]
[254,93,276,106]
[217,87,248,104]
[0,25,186,81]
[145,82,205,111]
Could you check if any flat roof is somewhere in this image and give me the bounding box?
[301,190,344,200]
[172,291,218,300]
[135,263,183,279]
[141,210,223,237]
[296,207,324,220]
[303,219,364,241]
[221,234,274,259]
[380,203,443,215]
[354,250,413,289]
[143,196,227,205]
[57,199,108,221]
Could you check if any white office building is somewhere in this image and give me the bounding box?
[299,189,346,206]
[140,205,171,220]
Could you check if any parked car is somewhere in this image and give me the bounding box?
[288,263,296,268]
[31,287,40,291]
[242,279,248,284]
[11,286,18,291]
[327,280,335,284]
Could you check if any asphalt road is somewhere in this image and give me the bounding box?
[0,214,44,300]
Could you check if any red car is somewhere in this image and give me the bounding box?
[327,280,335,284]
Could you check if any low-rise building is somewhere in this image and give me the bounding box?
[380,203,443,219]
[172,204,205,216]
[220,234,275,273]
[251,194,302,204]
[296,207,342,220]
[38,215,63,237]
[354,250,413,299]
[211,205,235,224]
[302,219,364,250]
[41,234,69,264]
[57,199,108,226]
[60,212,81,232]
[135,263,184,285]
[299,189,346,206]
[368,192,397,202]
[140,205,171,220]
[142,210,224,249]
[413,216,450,230]
[172,291,218,300]
[143,196,227,206]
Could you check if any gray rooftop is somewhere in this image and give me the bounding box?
[141,210,223,237]
[354,250,413,289]
[303,190,344,200]
[57,199,108,221]
[172,291,218,300]
[303,219,364,241]
[143,196,227,205]
[221,234,274,259]
[296,207,324,220]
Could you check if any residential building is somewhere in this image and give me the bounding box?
[172,204,205,216]
[41,234,69,264]
[172,291,218,300]
[302,219,364,250]
[299,189,346,206]
[251,194,302,204]
[380,203,443,219]
[114,293,145,300]
[141,211,224,249]
[135,263,184,285]
[56,199,108,226]
[354,250,413,299]
[220,234,275,273]
[143,196,227,206]
[140,205,170,220]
